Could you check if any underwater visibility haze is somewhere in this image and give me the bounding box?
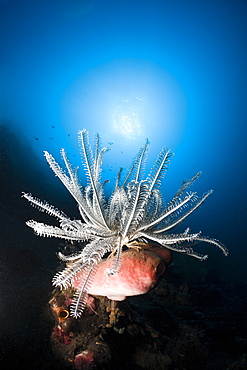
[0,0,247,369]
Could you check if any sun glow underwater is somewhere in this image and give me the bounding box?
[62,62,187,148]
[111,94,144,140]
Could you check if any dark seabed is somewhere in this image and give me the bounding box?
[0,124,246,370]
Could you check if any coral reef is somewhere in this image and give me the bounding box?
[48,278,207,369]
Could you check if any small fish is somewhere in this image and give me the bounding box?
[103,180,110,186]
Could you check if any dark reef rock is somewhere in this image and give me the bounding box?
[47,275,247,370]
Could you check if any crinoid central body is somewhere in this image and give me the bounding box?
[23,129,228,318]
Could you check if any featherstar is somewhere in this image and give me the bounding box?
[23,129,228,318]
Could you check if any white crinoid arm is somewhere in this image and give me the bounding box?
[53,237,117,318]
[136,191,198,234]
[146,147,174,194]
[25,220,94,241]
[137,230,208,260]
[44,150,103,228]
[70,263,96,318]
[137,228,228,260]
[121,139,149,188]
[173,171,202,199]
[121,147,174,238]
[152,190,213,234]
[108,187,127,229]
[52,259,85,290]
[78,129,110,230]
[121,180,149,239]
[22,192,69,222]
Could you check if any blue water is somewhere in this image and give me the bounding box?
[1,0,246,273]
[0,0,247,368]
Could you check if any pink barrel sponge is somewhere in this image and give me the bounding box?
[72,246,172,301]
